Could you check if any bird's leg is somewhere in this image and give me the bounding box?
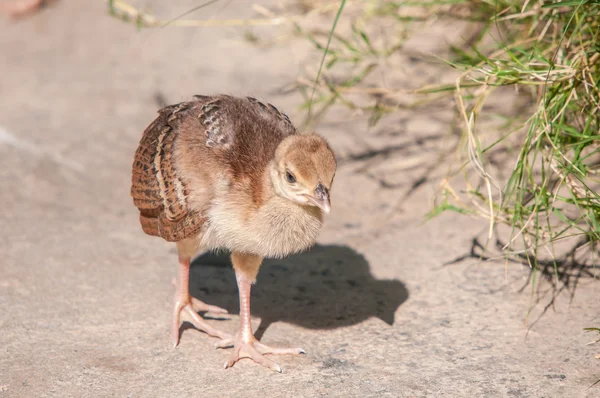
[0,0,45,19]
[172,255,230,347]
[219,253,305,372]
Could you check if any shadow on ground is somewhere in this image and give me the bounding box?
[188,244,408,338]
[445,235,599,332]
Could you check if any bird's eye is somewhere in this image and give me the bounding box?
[285,170,296,183]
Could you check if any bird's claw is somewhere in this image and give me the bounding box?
[172,301,231,347]
[221,335,305,372]
[224,340,282,373]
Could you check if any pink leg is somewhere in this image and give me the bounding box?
[217,270,305,372]
[172,256,230,347]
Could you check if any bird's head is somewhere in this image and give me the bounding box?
[271,134,336,214]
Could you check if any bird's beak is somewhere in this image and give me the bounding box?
[305,183,331,214]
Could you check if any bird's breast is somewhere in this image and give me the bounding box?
[200,196,323,258]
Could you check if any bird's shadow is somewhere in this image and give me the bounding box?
[189,244,408,339]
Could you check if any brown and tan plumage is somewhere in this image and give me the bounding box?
[131,95,336,372]
[131,101,205,242]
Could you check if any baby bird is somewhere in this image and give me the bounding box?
[131,95,336,372]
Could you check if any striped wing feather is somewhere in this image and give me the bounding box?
[131,102,204,242]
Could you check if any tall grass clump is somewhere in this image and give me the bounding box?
[437,0,600,276]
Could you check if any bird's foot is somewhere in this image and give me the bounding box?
[217,334,305,372]
[172,296,231,347]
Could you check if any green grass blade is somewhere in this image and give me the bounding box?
[307,0,347,122]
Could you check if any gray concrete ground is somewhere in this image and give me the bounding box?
[1,1,598,397]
